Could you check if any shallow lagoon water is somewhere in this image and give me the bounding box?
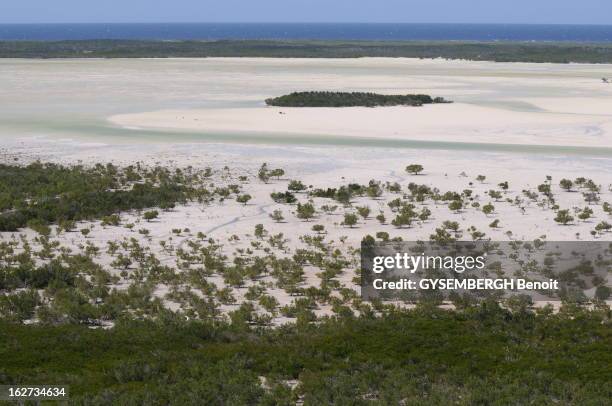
[1,57,612,158]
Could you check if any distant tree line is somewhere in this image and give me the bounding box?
[2,40,612,63]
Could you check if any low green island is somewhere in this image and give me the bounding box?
[265,91,451,107]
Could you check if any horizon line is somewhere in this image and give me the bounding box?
[1,21,612,27]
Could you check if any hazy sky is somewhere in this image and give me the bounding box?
[1,0,610,25]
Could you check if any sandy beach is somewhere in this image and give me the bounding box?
[109,103,612,147]
[103,58,612,148]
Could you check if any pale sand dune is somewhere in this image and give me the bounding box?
[109,101,612,147]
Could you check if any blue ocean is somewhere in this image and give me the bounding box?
[0,23,611,42]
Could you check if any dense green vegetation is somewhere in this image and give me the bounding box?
[0,305,610,404]
[0,162,214,232]
[265,92,450,107]
[1,160,610,404]
[2,39,612,63]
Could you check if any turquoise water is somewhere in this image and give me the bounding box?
[7,118,610,158]
[120,128,612,157]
